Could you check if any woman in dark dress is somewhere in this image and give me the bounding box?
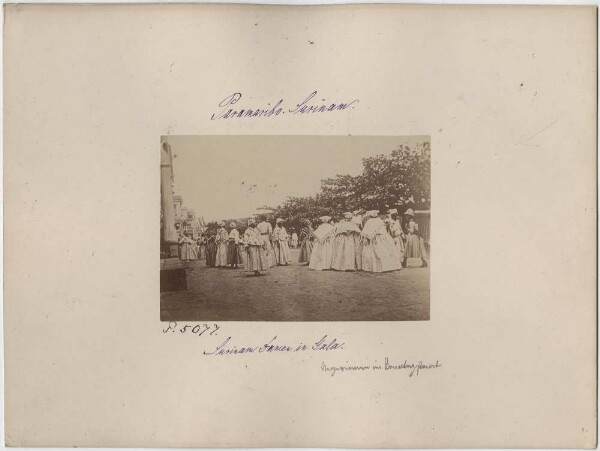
[205,227,217,267]
[298,219,316,265]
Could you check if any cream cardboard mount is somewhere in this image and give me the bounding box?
[3,3,597,448]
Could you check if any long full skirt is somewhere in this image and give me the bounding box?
[262,236,276,267]
[246,245,268,272]
[404,235,427,259]
[393,237,406,264]
[206,242,217,267]
[331,234,361,271]
[274,240,290,265]
[215,242,229,267]
[227,241,241,265]
[298,239,314,263]
[237,244,246,265]
[179,243,197,261]
[361,234,402,272]
[309,237,334,271]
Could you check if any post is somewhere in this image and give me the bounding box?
[161,139,178,243]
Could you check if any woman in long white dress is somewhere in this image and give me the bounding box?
[214,221,229,267]
[309,216,336,270]
[273,218,291,265]
[244,219,268,276]
[402,208,428,268]
[387,209,406,266]
[256,217,276,267]
[360,210,402,273]
[178,232,197,261]
[331,212,362,271]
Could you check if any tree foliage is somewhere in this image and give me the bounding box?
[266,141,431,232]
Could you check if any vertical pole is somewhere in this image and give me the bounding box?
[161,139,178,243]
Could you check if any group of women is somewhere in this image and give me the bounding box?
[177,208,428,276]
[300,208,428,273]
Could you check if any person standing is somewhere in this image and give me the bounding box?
[273,218,291,265]
[197,235,206,260]
[257,216,276,268]
[243,219,268,276]
[388,208,406,265]
[360,209,402,273]
[331,212,362,271]
[228,222,241,269]
[309,216,336,270]
[291,230,299,248]
[402,209,428,268]
[205,228,217,267]
[352,209,366,230]
[178,231,197,262]
[214,221,229,267]
[298,219,316,265]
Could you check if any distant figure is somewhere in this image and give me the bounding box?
[402,209,428,268]
[291,230,299,248]
[257,216,276,267]
[298,219,316,264]
[352,209,366,230]
[197,235,206,260]
[215,221,229,267]
[178,232,197,261]
[243,218,268,276]
[388,208,406,265]
[360,210,402,273]
[228,222,241,269]
[331,212,362,271]
[205,229,217,267]
[309,216,336,270]
[273,218,290,265]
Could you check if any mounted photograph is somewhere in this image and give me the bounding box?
[160,135,431,321]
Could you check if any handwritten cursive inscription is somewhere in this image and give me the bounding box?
[321,358,443,377]
[203,334,345,356]
[210,91,359,120]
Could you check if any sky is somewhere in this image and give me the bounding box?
[166,135,428,222]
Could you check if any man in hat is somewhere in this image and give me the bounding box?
[402,208,428,268]
[273,218,291,265]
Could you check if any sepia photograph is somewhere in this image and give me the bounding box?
[160,135,431,321]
